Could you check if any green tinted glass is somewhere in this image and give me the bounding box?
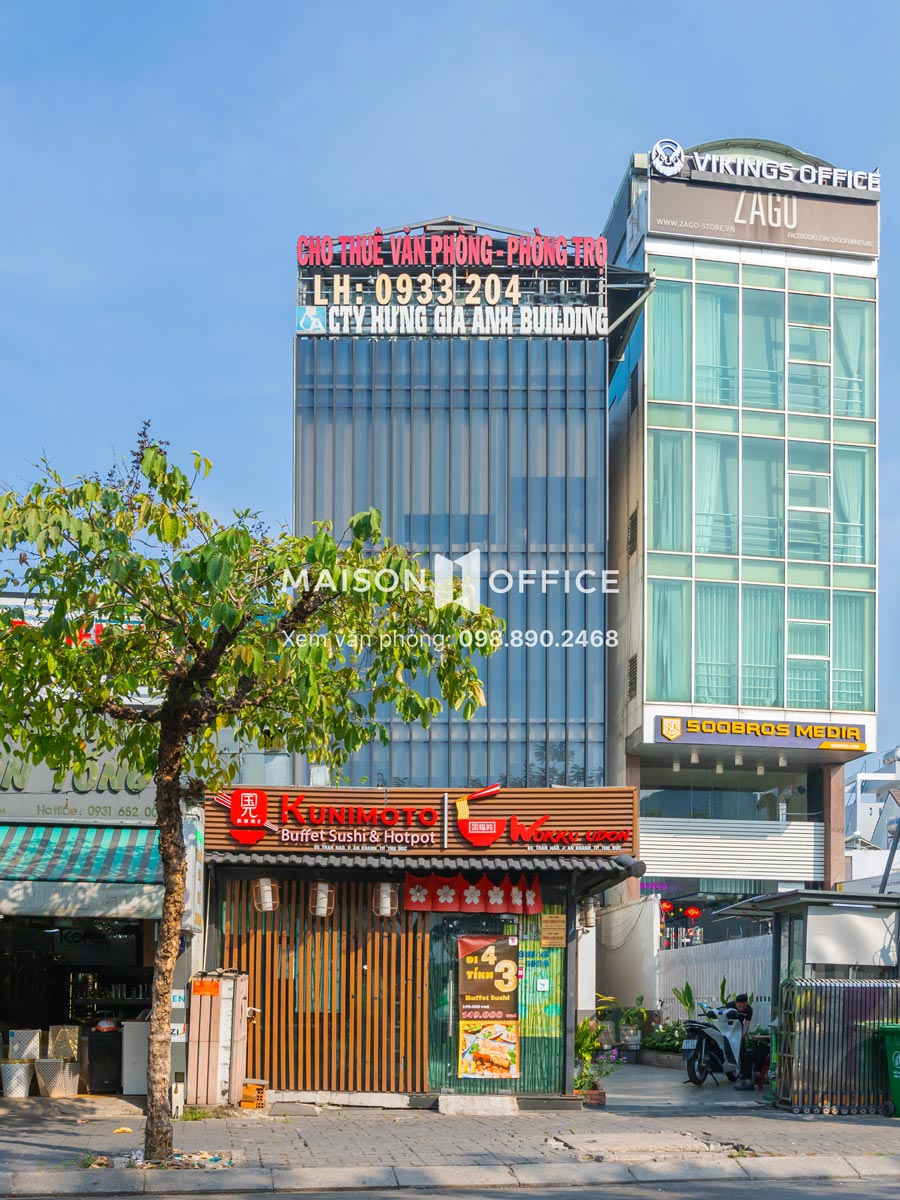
[788,269,830,295]
[743,264,785,288]
[648,254,692,279]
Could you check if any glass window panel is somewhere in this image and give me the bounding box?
[647,429,691,551]
[742,585,784,706]
[646,579,691,701]
[696,284,739,404]
[788,588,829,620]
[695,434,738,554]
[647,254,692,279]
[834,299,875,418]
[743,411,784,436]
[696,406,740,432]
[788,269,830,295]
[788,659,829,709]
[742,438,784,557]
[788,622,829,656]
[743,264,785,289]
[788,510,830,561]
[742,559,784,583]
[696,556,739,580]
[834,274,876,299]
[833,565,875,589]
[696,259,739,284]
[833,592,875,711]
[789,293,830,326]
[648,279,692,400]
[833,446,875,564]
[789,473,830,509]
[833,419,875,445]
[788,415,830,441]
[789,326,830,363]
[788,441,830,472]
[742,289,784,409]
[647,553,692,577]
[788,563,829,586]
[647,402,691,428]
[694,582,738,704]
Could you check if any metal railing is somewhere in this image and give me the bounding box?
[778,979,900,1114]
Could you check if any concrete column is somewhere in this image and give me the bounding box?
[621,754,643,901]
[822,763,846,889]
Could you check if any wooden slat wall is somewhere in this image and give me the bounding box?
[222,877,429,1093]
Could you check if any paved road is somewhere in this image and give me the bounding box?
[119,1186,893,1200]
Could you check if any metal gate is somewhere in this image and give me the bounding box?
[778,978,900,1114]
[221,877,430,1093]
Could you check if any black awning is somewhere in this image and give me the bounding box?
[206,851,644,879]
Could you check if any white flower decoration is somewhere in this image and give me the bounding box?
[409,885,427,904]
[525,889,536,907]
[488,887,504,906]
[463,885,482,906]
[436,885,456,905]
[510,886,523,906]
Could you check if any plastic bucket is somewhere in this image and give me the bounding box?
[9,1030,40,1061]
[0,1059,35,1098]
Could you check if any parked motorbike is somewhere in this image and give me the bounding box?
[682,1001,744,1085]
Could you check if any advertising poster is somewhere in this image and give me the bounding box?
[457,933,519,1079]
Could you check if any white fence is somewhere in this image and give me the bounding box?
[658,934,773,1028]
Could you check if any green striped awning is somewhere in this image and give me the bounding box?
[0,825,162,883]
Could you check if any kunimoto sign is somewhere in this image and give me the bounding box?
[205,785,639,858]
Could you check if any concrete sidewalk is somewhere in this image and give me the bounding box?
[1,1065,899,1195]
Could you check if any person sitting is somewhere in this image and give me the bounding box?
[731,994,756,1090]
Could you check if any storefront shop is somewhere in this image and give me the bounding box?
[0,796,203,1093]
[204,785,643,1098]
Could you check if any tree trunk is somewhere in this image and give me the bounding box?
[144,740,187,1162]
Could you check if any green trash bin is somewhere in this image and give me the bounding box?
[880,1024,900,1117]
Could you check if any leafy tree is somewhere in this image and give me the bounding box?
[0,429,500,1159]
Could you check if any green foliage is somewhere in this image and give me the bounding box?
[619,995,647,1029]
[642,1020,686,1052]
[574,1017,601,1066]
[0,431,503,788]
[180,1106,211,1121]
[573,1020,624,1090]
[595,992,619,1019]
[672,981,696,1018]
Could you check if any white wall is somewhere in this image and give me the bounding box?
[658,934,773,1028]
[595,895,659,1012]
[576,926,597,1020]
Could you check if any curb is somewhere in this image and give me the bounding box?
[0,1154,899,1194]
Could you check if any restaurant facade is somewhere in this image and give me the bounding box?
[204,784,643,1097]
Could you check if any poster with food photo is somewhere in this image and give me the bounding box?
[458,1019,519,1078]
[457,933,520,1079]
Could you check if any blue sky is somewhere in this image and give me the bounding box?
[1,0,898,744]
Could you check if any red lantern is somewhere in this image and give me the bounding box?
[684,905,702,924]
[660,900,674,915]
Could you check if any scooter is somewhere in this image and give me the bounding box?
[682,1001,744,1086]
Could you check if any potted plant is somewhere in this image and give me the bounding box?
[618,996,647,1048]
[594,992,620,1049]
[573,1019,624,1106]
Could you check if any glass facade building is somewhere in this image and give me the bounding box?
[294,331,607,788]
[604,139,879,938]
[643,255,876,715]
